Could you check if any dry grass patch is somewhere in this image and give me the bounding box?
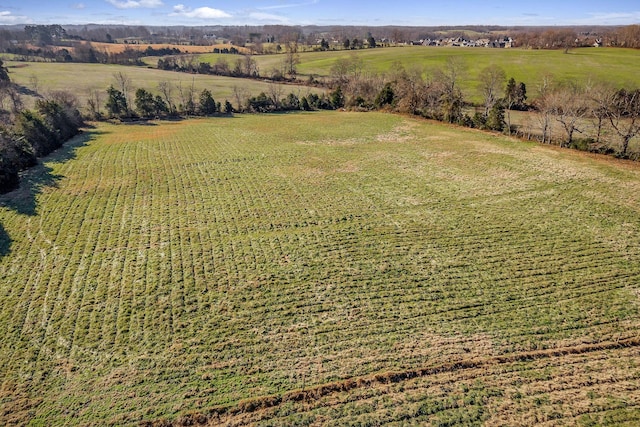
[89,42,247,54]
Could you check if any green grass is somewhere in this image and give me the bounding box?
[1,112,640,425]
[5,61,322,110]
[202,46,640,101]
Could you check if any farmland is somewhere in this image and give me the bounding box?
[200,46,640,100]
[4,61,322,109]
[88,42,248,55]
[1,112,639,425]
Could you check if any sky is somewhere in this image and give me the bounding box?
[0,0,638,27]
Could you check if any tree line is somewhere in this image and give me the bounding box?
[6,43,191,66]
[90,71,341,122]
[0,59,83,194]
[94,57,640,161]
[321,55,640,159]
[3,53,638,195]
[3,24,640,66]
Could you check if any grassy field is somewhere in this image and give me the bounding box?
[201,46,640,100]
[1,112,640,425]
[5,61,321,111]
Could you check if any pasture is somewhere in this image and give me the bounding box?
[0,112,639,425]
[200,46,640,100]
[4,61,321,110]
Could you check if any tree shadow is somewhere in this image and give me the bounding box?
[0,127,107,260]
[0,223,10,259]
[0,128,106,216]
[16,84,41,98]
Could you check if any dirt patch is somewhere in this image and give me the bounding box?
[140,336,640,427]
[376,121,418,143]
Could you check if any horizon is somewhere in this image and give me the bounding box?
[0,0,638,27]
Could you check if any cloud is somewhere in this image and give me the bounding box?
[71,3,86,9]
[0,10,29,23]
[106,0,163,9]
[582,11,640,24]
[248,11,291,24]
[257,0,319,11]
[170,4,232,19]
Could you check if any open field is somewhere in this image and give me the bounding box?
[1,112,640,425]
[88,42,249,55]
[200,46,640,101]
[4,61,321,111]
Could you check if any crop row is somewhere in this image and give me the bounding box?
[0,113,639,425]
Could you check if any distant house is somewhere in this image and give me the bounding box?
[408,35,513,49]
[488,37,513,48]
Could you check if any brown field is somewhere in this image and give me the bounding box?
[88,42,248,55]
[19,42,248,55]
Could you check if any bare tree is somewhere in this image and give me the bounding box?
[29,74,39,95]
[177,78,196,115]
[86,88,103,118]
[329,54,363,87]
[391,28,407,45]
[392,64,425,115]
[4,85,22,114]
[282,32,300,77]
[113,71,132,108]
[177,54,197,72]
[345,71,384,109]
[267,83,284,110]
[243,55,258,77]
[606,88,640,157]
[232,85,249,112]
[587,81,615,146]
[478,65,506,117]
[330,57,351,86]
[533,74,554,144]
[213,57,230,75]
[434,57,466,123]
[157,80,175,114]
[549,82,589,147]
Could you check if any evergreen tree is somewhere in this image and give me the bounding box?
[15,110,57,156]
[0,59,10,85]
[486,102,506,131]
[301,96,311,111]
[224,100,234,114]
[330,86,345,109]
[505,77,527,110]
[198,89,217,115]
[284,93,300,110]
[375,83,395,108]
[367,34,377,48]
[134,88,156,118]
[105,85,128,118]
[517,82,527,107]
[153,95,168,116]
